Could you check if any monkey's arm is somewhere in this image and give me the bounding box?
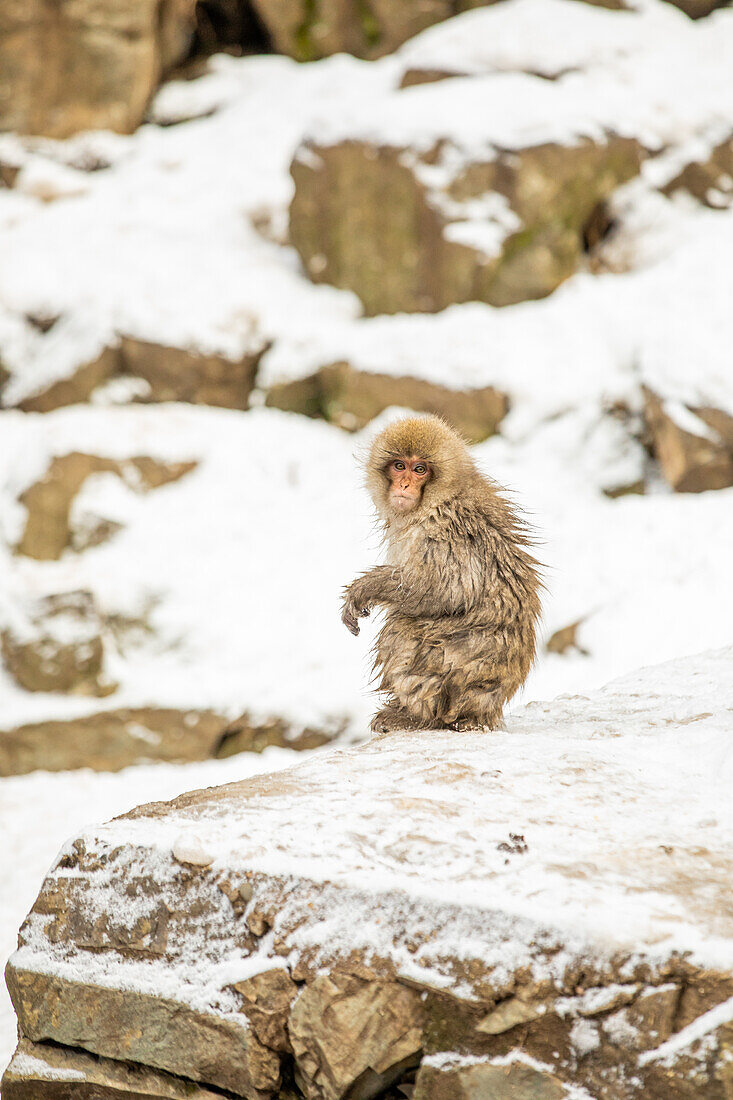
[342,558,474,635]
[342,567,401,635]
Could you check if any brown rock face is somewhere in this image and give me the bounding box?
[265,361,508,442]
[17,452,197,560]
[6,968,280,1099]
[217,714,334,757]
[233,969,299,1052]
[12,336,266,412]
[0,706,338,776]
[0,0,196,139]
[119,337,266,409]
[414,1058,569,1100]
[246,0,728,61]
[248,0,471,62]
[16,348,119,413]
[1,1038,225,1100]
[545,619,589,657]
[667,0,729,16]
[1,590,114,696]
[663,135,733,208]
[290,137,643,315]
[0,707,229,775]
[288,972,424,1100]
[643,389,733,492]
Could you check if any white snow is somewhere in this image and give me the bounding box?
[397,0,688,81]
[570,1019,601,1056]
[7,1049,85,1082]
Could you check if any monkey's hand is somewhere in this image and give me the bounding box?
[341,582,372,636]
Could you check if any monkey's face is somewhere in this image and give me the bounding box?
[386,456,431,514]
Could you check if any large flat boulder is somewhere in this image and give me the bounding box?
[5,647,733,1099]
[0,0,195,138]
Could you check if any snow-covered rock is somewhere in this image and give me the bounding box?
[644,389,733,492]
[5,646,733,1099]
[289,129,643,313]
[265,360,509,442]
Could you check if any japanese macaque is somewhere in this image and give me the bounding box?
[342,416,542,733]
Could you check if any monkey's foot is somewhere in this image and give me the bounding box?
[450,718,500,733]
[371,706,423,734]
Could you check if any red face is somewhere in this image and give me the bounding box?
[387,456,431,513]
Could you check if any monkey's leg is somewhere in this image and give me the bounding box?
[445,682,507,732]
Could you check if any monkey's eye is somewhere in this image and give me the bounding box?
[393,461,406,471]
[414,464,427,475]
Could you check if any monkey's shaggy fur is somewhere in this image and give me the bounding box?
[342,416,542,733]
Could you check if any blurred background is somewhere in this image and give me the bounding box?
[1,0,733,1072]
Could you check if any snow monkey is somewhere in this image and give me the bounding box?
[341,416,542,733]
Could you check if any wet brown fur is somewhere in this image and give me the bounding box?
[342,416,543,732]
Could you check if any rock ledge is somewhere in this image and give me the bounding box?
[4,647,733,1099]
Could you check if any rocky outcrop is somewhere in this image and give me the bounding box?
[265,361,508,442]
[0,708,229,776]
[4,647,733,1099]
[17,452,197,560]
[1,407,360,775]
[14,337,266,413]
[1,590,115,697]
[2,1038,225,1100]
[643,389,733,492]
[289,973,423,1099]
[223,0,726,64]
[415,1057,570,1099]
[545,618,589,656]
[247,0,487,62]
[0,708,333,776]
[290,136,643,314]
[118,337,267,409]
[668,0,729,16]
[16,349,119,413]
[0,0,196,138]
[662,135,733,209]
